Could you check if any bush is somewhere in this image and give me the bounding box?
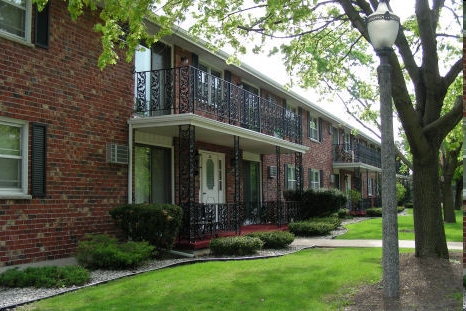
[396,182,407,205]
[309,216,341,230]
[288,221,335,236]
[366,207,382,217]
[405,202,413,209]
[246,231,295,249]
[110,203,183,250]
[0,266,90,288]
[300,188,347,219]
[337,208,351,219]
[210,236,264,256]
[76,234,155,270]
[365,206,405,217]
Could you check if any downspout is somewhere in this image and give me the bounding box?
[128,123,133,204]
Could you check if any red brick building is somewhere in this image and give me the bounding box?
[0,1,383,266]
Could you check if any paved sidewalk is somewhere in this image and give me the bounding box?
[291,238,463,250]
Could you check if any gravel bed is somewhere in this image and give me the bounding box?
[0,217,368,310]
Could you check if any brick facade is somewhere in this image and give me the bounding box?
[1,1,384,266]
[0,2,133,266]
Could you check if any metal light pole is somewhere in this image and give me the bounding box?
[367,0,400,299]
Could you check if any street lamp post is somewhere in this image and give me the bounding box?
[367,0,400,299]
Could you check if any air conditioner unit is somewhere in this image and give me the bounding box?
[106,143,129,164]
[268,166,277,178]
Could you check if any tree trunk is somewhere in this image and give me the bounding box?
[412,154,449,259]
[441,175,456,223]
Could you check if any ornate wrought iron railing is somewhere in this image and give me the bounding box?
[180,201,301,242]
[134,66,301,143]
[332,143,381,168]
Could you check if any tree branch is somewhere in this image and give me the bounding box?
[423,95,462,146]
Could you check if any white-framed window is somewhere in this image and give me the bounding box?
[309,169,320,190]
[197,63,223,106]
[0,118,29,197]
[368,178,373,196]
[308,114,320,141]
[285,164,296,190]
[0,0,32,42]
[343,132,351,151]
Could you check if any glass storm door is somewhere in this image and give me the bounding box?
[134,145,172,204]
[200,151,224,204]
[243,161,260,224]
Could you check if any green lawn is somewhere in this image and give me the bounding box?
[19,248,382,311]
[336,208,462,242]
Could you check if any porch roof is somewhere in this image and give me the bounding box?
[128,113,308,154]
[332,162,382,173]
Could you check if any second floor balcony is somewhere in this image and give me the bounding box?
[134,66,302,144]
[333,143,381,169]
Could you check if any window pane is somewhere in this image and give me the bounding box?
[0,124,21,156]
[135,146,151,203]
[0,0,27,38]
[206,159,214,190]
[0,158,21,187]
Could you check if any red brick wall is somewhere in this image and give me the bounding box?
[0,2,133,266]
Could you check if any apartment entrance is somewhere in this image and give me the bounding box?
[200,151,225,204]
[243,160,260,224]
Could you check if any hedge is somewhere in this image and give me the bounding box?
[110,203,182,250]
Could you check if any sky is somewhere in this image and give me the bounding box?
[236,2,417,141]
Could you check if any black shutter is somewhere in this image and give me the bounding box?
[31,123,47,197]
[192,54,199,68]
[34,3,50,48]
[307,111,310,138]
[320,170,324,188]
[318,118,323,142]
[224,70,231,82]
[284,164,288,190]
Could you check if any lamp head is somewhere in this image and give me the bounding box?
[367,0,400,50]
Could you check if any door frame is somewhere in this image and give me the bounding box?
[199,150,225,204]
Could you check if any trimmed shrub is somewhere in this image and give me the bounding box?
[366,207,382,217]
[405,202,413,209]
[210,236,264,256]
[337,208,351,219]
[246,231,295,249]
[365,206,405,217]
[309,216,341,230]
[76,234,155,270]
[110,203,183,250]
[0,266,90,288]
[288,221,335,236]
[300,188,347,219]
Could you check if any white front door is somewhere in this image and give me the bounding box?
[200,151,225,204]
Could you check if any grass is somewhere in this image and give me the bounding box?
[336,208,462,242]
[18,248,382,311]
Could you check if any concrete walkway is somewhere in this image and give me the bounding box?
[291,238,463,250]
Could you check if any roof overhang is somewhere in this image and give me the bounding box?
[332,162,382,173]
[128,114,308,154]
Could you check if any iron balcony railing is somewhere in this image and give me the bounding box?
[333,143,381,168]
[134,66,302,144]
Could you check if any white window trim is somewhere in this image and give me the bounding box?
[368,178,373,196]
[286,164,296,190]
[0,117,31,199]
[308,115,319,141]
[0,0,33,45]
[309,168,320,190]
